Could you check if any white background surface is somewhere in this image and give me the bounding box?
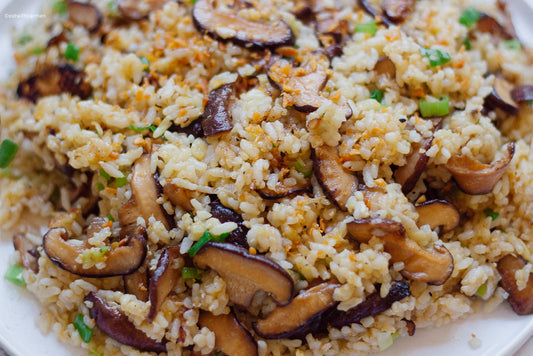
[2,0,533,355]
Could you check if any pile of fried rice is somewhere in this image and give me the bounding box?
[2,0,533,355]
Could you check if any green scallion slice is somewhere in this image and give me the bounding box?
[18,34,32,45]
[181,267,204,279]
[503,39,521,51]
[293,158,312,178]
[140,56,150,72]
[188,230,213,257]
[99,169,111,182]
[65,42,80,62]
[107,1,119,16]
[459,7,481,28]
[52,0,67,15]
[115,176,128,187]
[0,139,19,168]
[419,95,450,117]
[475,284,487,297]
[4,264,26,286]
[212,232,229,242]
[106,214,115,222]
[420,47,452,67]
[73,314,93,343]
[370,89,384,103]
[356,21,377,36]
[484,208,499,221]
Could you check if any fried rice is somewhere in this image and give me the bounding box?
[1,0,533,355]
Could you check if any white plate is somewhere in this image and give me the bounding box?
[1,1,533,355]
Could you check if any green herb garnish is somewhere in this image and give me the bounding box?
[115,176,128,187]
[463,37,472,50]
[370,89,384,103]
[356,21,377,36]
[484,208,499,221]
[293,158,312,178]
[4,264,25,286]
[475,284,487,297]
[140,56,150,72]
[459,7,481,28]
[188,230,229,257]
[106,1,119,16]
[96,182,105,191]
[52,0,67,15]
[106,214,115,222]
[420,47,452,67]
[31,47,45,55]
[129,124,157,132]
[419,95,450,117]
[18,35,32,45]
[65,42,80,62]
[0,139,19,168]
[503,39,521,51]
[73,314,93,343]
[181,267,204,279]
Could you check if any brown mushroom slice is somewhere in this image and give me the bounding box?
[445,142,515,195]
[147,246,182,322]
[192,242,294,307]
[357,0,394,27]
[163,181,194,212]
[313,145,359,211]
[497,254,533,315]
[511,85,533,103]
[192,0,294,49]
[374,56,396,78]
[84,292,166,352]
[327,281,410,329]
[13,233,39,273]
[415,199,460,233]
[68,1,102,32]
[253,282,340,339]
[169,118,205,138]
[123,260,149,302]
[117,0,166,20]
[256,183,311,200]
[131,154,172,230]
[118,197,140,229]
[201,84,234,137]
[485,77,520,115]
[17,64,92,102]
[208,195,249,248]
[476,13,514,40]
[380,0,415,23]
[268,54,330,113]
[347,218,454,285]
[198,310,258,356]
[394,135,433,195]
[43,226,147,277]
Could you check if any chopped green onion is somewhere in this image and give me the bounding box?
[73,314,93,343]
[65,42,80,62]
[18,35,32,45]
[420,47,451,67]
[459,7,481,28]
[293,158,312,178]
[181,267,204,279]
[484,208,499,221]
[419,95,450,117]
[212,232,229,242]
[0,139,19,168]
[188,230,213,257]
[106,214,115,222]
[31,47,45,55]
[106,1,119,16]
[129,124,157,132]
[140,56,150,72]
[115,176,128,187]
[188,230,228,257]
[504,39,521,51]
[370,89,384,103]
[463,37,472,50]
[52,0,68,15]
[96,182,105,191]
[99,169,111,182]
[475,284,487,297]
[190,0,198,4]
[378,331,398,352]
[4,264,26,286]
[356,21,377,36]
